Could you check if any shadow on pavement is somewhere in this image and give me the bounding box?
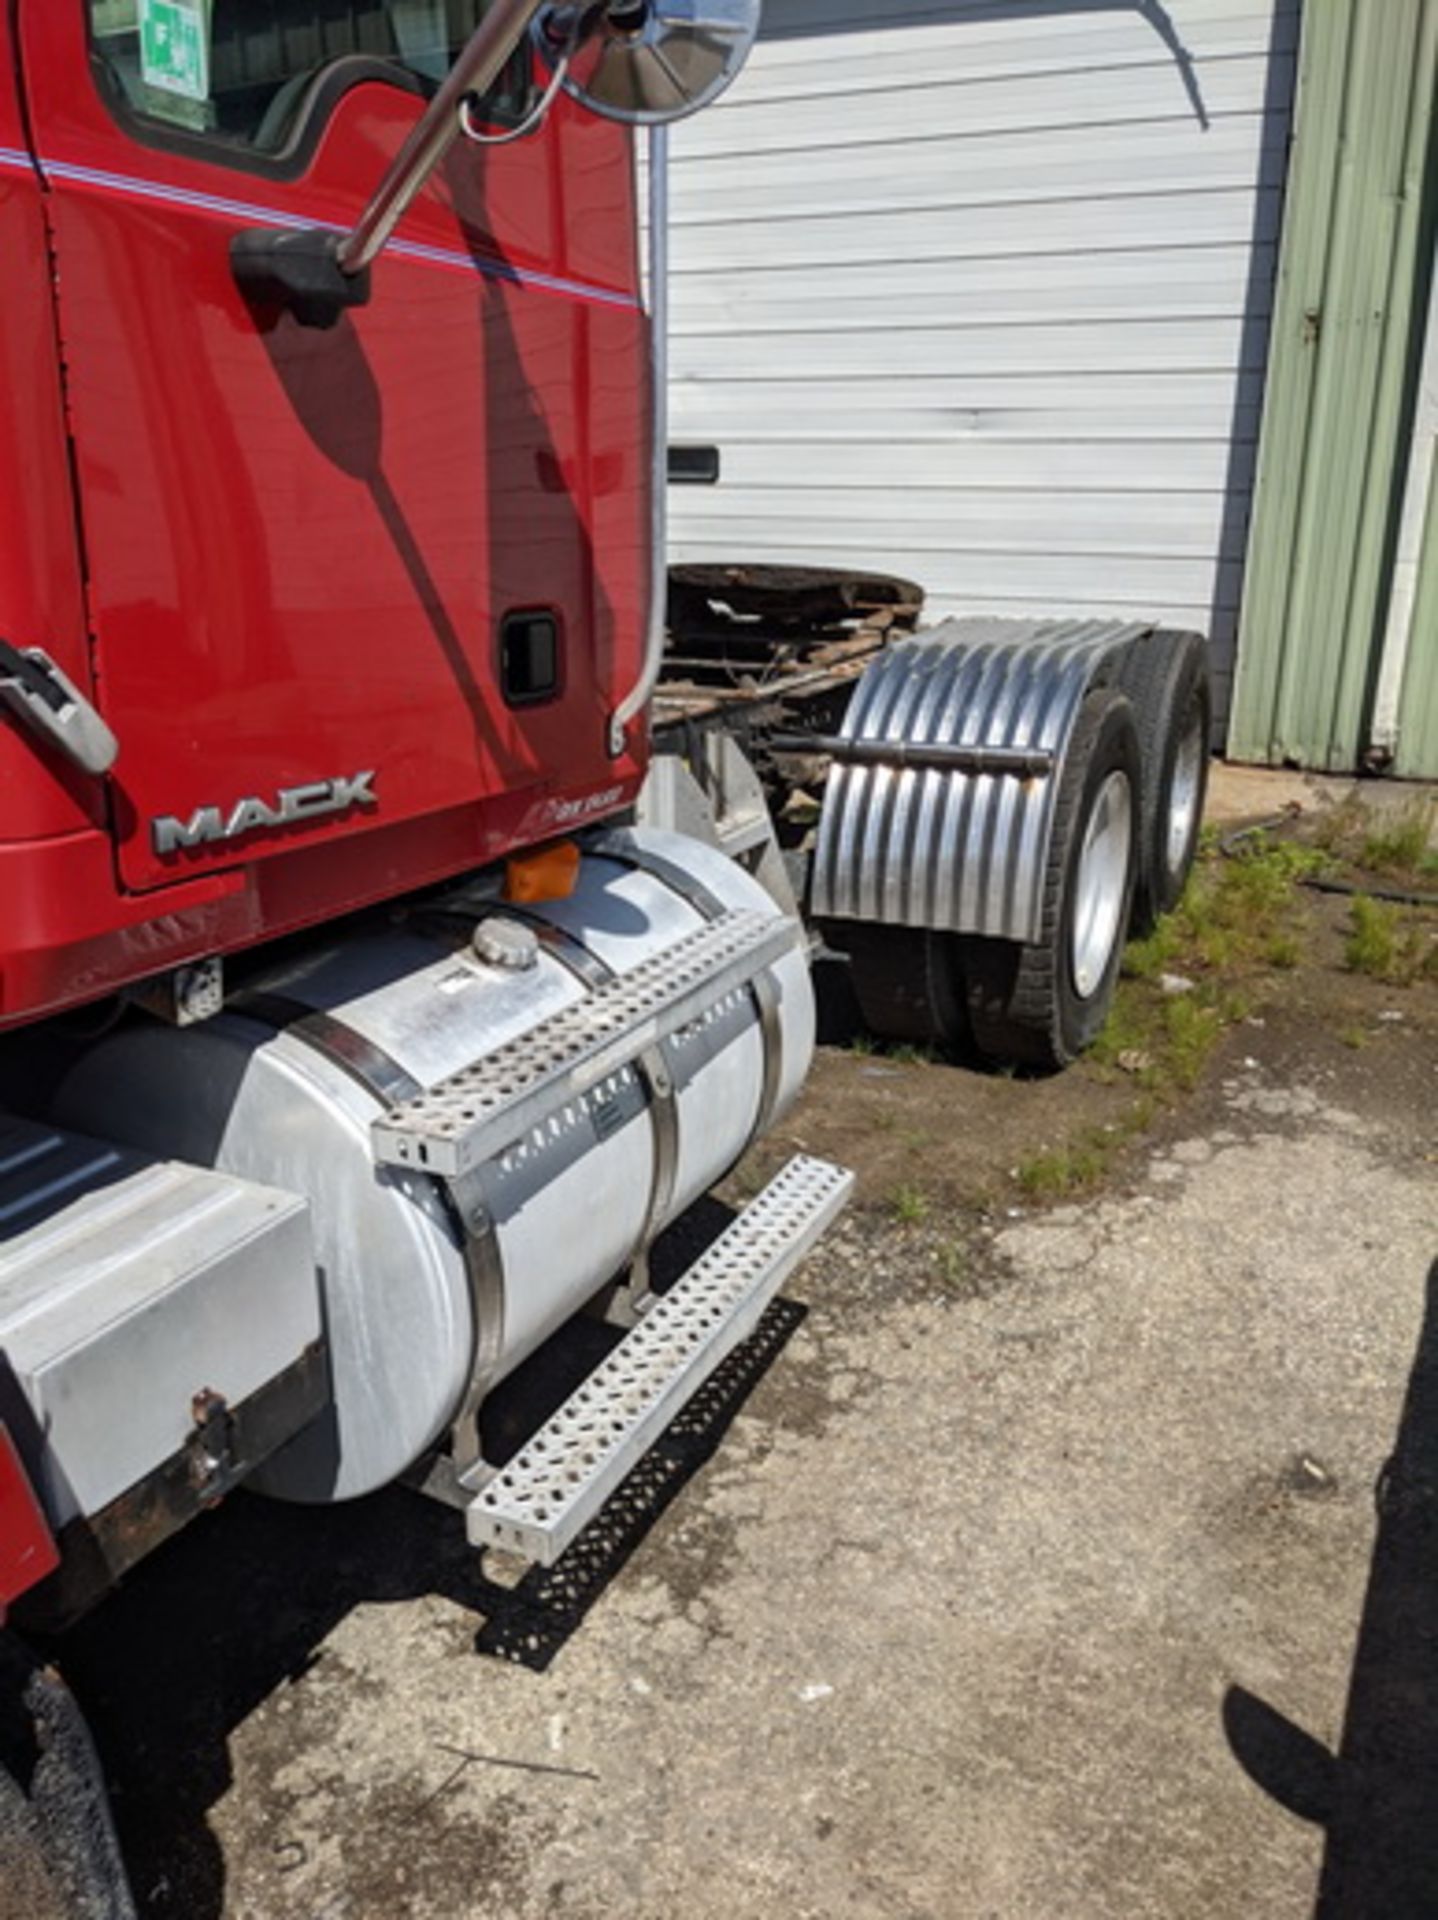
[1224,1256,1438,1918]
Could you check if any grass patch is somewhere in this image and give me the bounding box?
[1088,988,1161,1081]
[1164,994,1224,1090]
[1123,833,1325,986]
[1089,834,1315,1105]
[1015,1137,1110,1199]
[1015,1101,1155,1200]
[1315,794,1438,883]
[1019,834,1325,1204]
[1358,799,1437,880]
[1011,817,1435,1209]
[1345,894,1438,985]
[847,1034,940,1065]
[1136,834,1323,974]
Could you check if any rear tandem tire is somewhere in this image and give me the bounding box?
[832,922,971,1052]
[1117,627,1212,932]
[963,687,1141,1072]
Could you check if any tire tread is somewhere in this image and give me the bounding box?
[1118,628,1211,929]
[966,688,1139,1070]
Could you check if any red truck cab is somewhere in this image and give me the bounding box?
[1,0,650,1030]
[0,14,848,1913]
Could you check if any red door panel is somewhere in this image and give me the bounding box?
[0,18,100,846]
[18,6,649,896]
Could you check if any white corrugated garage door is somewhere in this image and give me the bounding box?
[665,0,1298,717]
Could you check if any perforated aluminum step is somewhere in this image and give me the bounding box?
[466,1154,853,1564]
[371,907,798,1178]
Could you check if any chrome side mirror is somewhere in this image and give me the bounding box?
[538,0,761,125]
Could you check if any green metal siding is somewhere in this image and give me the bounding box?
[1396,437,1438,775]
[1229,0,1438,770]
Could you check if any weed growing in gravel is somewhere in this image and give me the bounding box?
[935,1239,968,1287]
[1346,896,1398,978]
[1345,895,1438,985]
[888,1182,931,1227]
[888,1043,938,1067]
[1016,1138,1109,1198]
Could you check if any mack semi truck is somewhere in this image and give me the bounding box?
[0,3,1209,1911]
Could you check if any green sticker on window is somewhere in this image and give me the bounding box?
[139,0,209,102]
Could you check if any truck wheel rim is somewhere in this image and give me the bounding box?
[1166,712,1204,880]
[1071,771,1132,1000]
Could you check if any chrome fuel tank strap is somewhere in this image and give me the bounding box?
[229,994,423,1105]
[232,991,506,1483]
[587,829,728,921]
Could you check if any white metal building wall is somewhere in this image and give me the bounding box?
[665,0,1299,718]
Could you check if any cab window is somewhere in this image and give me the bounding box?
[88,0,526,160]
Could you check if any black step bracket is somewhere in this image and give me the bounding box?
[231,227,372,330]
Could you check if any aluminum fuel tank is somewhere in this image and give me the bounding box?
[48,831,813,1501]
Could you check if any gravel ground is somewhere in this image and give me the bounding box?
[56,978,1436,1920]
[45,765,1438,1917]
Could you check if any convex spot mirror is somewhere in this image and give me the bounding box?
[537,0,761,125]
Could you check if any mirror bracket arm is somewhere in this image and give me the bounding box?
[229,0,548,322]
[231,228,372,330]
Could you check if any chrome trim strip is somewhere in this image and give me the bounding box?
[0,148,638,312]
[607,122,669,755]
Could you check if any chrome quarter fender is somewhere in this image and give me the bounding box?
[809,617,1153,947]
